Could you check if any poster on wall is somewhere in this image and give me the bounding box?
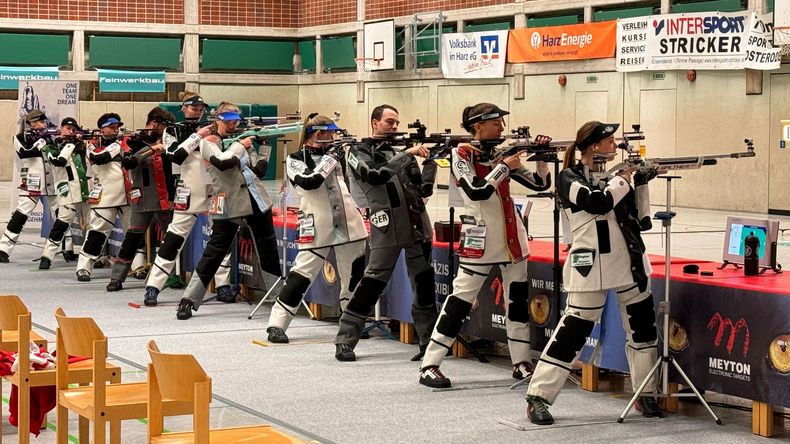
[10,80,80,231]
[440,30,508,78]
[616,11,780,71]
[507,21,617,63]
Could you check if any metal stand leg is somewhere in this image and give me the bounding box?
[361,300,397,340]
[618,176,721,425]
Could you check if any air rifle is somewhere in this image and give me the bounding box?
[606,125,756,176]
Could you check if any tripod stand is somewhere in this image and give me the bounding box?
[248,139,315,320]
[618,175,721,424]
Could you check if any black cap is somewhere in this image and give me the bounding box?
[465,105,510,127]
[61,117,79,128]
[579,122,619,151]
[182,95,206,107]
[25,110,47,123]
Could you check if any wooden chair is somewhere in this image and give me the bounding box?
[0,295,47,352]
[55,309,192,443]
[147,340,305,444]
[0,303,122,444]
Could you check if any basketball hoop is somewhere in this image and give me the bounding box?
[777,27,790,56]
[355,57,380,81]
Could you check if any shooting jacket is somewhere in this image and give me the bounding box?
[451,145,550,265]
[49,137,89,206]
[200,137,272,220]
[347,138,431,249]
[287,146,367,250]
[86,137,131,209]
[166,123,212,215]
[559,162,652,292]
[13,132,56,197]
[123,135,174,213]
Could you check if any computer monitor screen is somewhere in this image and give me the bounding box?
[722,216,780,268]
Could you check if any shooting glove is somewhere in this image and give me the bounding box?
[634,168,657,186]
[121,155,140,170]
[209,155,240,171]
[251,159,268,179]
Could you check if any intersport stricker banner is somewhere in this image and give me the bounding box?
[507,21,617,62]
[617,11,781,71]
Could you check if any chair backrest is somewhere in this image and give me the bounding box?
[54,307,105,358]
[0,295,30,331]
[147,340,209,403]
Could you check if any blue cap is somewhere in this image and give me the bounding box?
[306,122,341,134]
[217,111,241,121]
[101,117,123,128]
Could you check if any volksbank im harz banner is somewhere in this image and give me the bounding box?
[441,30,508,78]
[617,11,780,71]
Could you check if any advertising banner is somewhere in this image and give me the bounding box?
[98,69,166,93]
[508,22,617,63]
[616,11,780,71]
[441,30,508,78]
[0,66,59,90]
[665,281,790,407]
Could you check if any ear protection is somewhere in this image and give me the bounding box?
[683,264,699,274]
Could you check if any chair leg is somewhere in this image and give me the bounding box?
[18,381,30,444]
[78,415,89,443]
[93,418,106,443]
[110,420,121,444]
[56,406,68,444]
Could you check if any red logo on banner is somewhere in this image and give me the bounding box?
[238,236,253,261]
[707,312,750,357]
[491,276,504,307]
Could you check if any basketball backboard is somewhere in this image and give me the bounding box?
[775,0,790,47]
[363,20,395,70]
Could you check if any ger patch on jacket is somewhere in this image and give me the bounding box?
[570,248,595,277]
[370,209,390,232]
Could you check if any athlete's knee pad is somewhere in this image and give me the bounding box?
[545,315,595,363]
[7,211,28,234]
[119,229,145,259]
[625,295,658,344]
[413,269,435,307]
[158,231,185,261]
[348,255,366,292]
[508,281,530,323]
[279,272,312,307]
[346,277,386,315]
[48,219,70,242]
[435,296,473,337]
[83,230,108,256]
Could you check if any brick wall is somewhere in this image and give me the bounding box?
[200,0,299,27]
[0,0,184,24]
[299,0,356,28]
[365,0,512,21]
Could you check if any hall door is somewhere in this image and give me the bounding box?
[769,74,790,213]
[638,89,677,206]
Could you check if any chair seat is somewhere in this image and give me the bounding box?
[59,382,192,419]
[3,359,121,386]
[1,330,48,352]
[151,425,305,444]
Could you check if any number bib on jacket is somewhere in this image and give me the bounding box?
[459,224,487,258]
[174,186,191,211]
[296,213,316,244]
[209,193,226,215]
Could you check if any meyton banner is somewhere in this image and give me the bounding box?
[507,21,617,62]
[441,30,508,78]
[617,11,781,71]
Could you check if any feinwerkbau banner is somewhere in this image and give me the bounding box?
[0,66,59,90]
[441,30,508,78]
[616,11,780,71]
[98,69,166,93]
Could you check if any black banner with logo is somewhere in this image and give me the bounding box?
[665,282,790,407]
